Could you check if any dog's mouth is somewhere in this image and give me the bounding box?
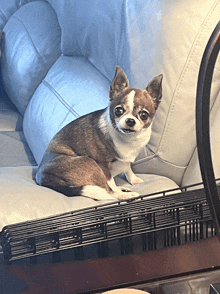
[113,122,138,134]
[121,128,136,133]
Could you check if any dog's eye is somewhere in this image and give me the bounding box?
[114,106,125,117]
[139,111,149,121]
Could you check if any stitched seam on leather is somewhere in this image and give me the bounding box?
[0,1,46,30]
[11,14,47,64]
[0,9,7,24]
[117,0,126,66]
[42,80,80,118]
[155,0,220,155]
[133,153,187,169]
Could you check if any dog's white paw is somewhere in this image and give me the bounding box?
[113,191,139,201]
[125,170,144,186]
[81,185,117,200]
[129,176,144,185]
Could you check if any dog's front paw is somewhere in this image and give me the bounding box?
[125,170,144,186]
[129,176,144,185]
[113,191,139,201]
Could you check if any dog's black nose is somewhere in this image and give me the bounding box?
[126,118,136,127]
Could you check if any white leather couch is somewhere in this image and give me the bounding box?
[0,0,220,231]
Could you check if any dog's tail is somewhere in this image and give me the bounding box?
[42,185,84,197]
[40,184,116,201]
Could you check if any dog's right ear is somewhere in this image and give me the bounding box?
[109,66,129,100]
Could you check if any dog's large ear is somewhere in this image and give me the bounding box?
[145,74,163,110]
[109,66,129,100]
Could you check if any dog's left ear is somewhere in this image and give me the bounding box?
[145,74,163,110]
[109,66,129,100]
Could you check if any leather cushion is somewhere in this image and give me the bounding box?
[23,56,111,164]
[1,1,61,115]
[130,0,220,185]
[0,95,23,131]
[0,131,36,167]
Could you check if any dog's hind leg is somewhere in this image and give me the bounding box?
[37,155,139,201]
[36,155,116,200]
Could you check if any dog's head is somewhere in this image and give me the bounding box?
[109,66,163,134]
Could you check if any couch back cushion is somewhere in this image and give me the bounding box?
[1,0,131,116]
[0,0,131,164]
[51,0,131,83]
[1,0,61,115]
[128,0,220,185]
[23,56,111,164]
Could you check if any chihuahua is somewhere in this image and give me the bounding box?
[36,66,163,200]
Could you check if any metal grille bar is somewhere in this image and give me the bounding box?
[1,180,219,264]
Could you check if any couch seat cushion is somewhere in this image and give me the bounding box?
[0,111,23,132]
[0,94,23,131]
[0,132,36,167]
[0,166,179,231]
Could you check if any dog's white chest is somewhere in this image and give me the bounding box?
[113,139,140,162]
[113,128,152,162]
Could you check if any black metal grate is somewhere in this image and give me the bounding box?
[1,179,219,265]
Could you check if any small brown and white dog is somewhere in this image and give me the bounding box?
[36,66,163,200]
